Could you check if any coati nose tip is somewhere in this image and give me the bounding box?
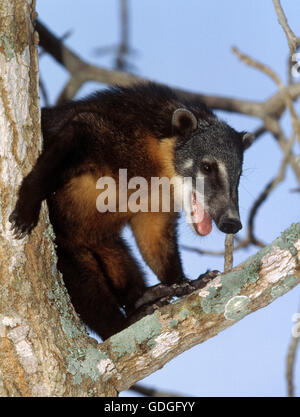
[218,217,242,234]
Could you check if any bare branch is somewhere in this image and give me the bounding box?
[116,0,130,71]
[272,0,299,55]
[232,46,282,86]
[264,117,300,183]
[247,133,295,246]
[286,303,300,397]
[224,234,234,272]
[130,383,182,397]
[36,20,300,121]
[233,46,300,142]
[270,0,299,87]
[182,234,265,258]
[39,75,50,107]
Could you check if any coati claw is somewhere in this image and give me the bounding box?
[191,269,220,288]
[134,284,173,309]
[134,270,220,311]
[129,296,173,325]
[8,207,39,239]
[130,271,221,324]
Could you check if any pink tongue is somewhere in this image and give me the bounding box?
[191,192,212,236]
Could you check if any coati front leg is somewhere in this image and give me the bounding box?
[9,122,82,238]
[131,212,184,286]
[130,211,219,315]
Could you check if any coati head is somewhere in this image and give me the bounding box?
[172,108,253,236]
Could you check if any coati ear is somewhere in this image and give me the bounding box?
[241,132,255,150]
[172,108,198,137]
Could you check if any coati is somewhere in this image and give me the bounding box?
[9,82,253,340]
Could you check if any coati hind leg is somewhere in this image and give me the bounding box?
[56,244,129,340]
[94,236,147,317]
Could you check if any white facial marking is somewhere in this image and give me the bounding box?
[216,160,230,196]
[196,170,204,180]
[183,158,193,170]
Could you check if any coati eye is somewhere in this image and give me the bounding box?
[201,162,212,174]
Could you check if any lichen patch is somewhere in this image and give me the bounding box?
[260,246,296,284]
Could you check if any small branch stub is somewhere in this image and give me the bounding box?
[224,234,234,272]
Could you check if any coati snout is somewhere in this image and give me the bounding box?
[217,214,242,234]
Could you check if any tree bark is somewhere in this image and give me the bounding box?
[0,0,299,398]
[0,0,115,397]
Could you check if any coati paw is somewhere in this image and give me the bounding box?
[190,269,221,289]
[9,204,40,239]
[134,284,177,309]
[134,270,220,310]
[129,271,220,325]
[128,296,172,325]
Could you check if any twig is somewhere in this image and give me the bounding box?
[286,302,300,397]
[247,132,295,246]
[130,383,182,397]
[116,0,130,71]
[252,125,267,143]
[39,75,50,107]
[232,46,300,142]
[264,117,300,183]
[94,0,136,72]
[272,0,300,112]
[36,20,143,104]
[224,234,234,272]
[286,334,299,397]
[181,235,265,258]
[232,46,282,86]
[272,0,299,55]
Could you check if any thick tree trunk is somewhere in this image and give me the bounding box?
[0,0,114,397]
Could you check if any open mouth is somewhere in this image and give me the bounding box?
[191,191,212,236]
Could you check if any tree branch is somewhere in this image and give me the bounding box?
[273,0,299,55]
[35,20,300,121]
[286,303,300,397]
[91,222,300,393]
[224,234,234,272]
[130,383,182,397]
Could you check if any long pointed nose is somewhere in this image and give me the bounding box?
[218,211,242,234]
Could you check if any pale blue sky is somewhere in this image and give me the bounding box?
[37,0,300,396]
